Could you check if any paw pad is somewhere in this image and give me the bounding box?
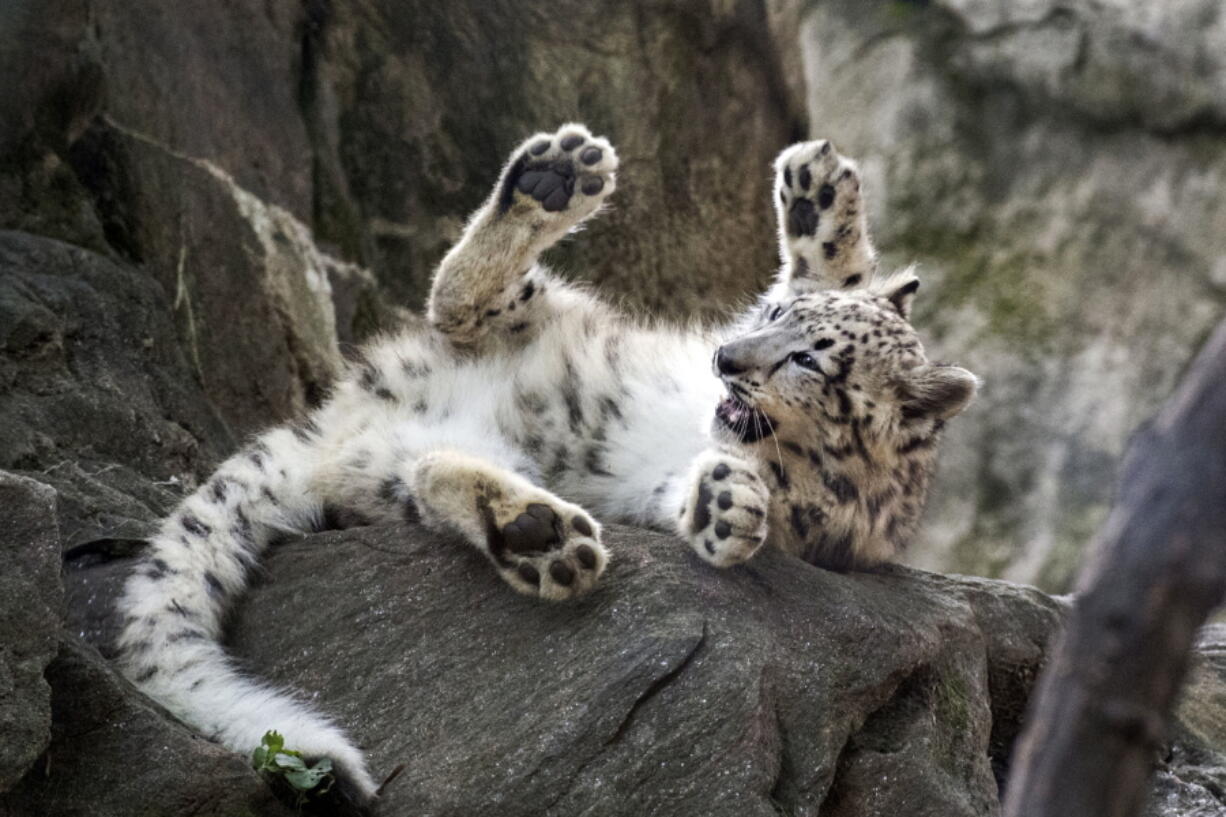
[502,125,617,217]
[503,502,563,553]
[549,560,575,586]
[491,497,607,601]
[682,455,770,568]
[776,139,862,240]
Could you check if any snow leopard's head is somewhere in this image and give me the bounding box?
[711,270,978,448]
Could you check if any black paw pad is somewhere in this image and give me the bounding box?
[518,564,541,586]
[550,560,575,586]
[572,515,593,537]
[788,198,818,237]
[712,463,731,481]
[560,134,584,151]
[504,503,563,553]
[576,545,598,569]
[579,146,602,165]
[717,490,733,510]
[530,140,550,156]
[714,521,732,539]
[691,482,713,533]
[516,160,576,212]
[581,177,604,196]
[818,183,836,210]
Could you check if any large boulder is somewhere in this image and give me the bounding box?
[53,522,1226,816]
[0,472,61,791]
[312,0,802,319]
[0,1,367,438]
[792,0,1226,590]
[2,0,803,342]
[0,231,230,547]
[0,637,294,817]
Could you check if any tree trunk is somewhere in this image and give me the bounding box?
[1003,318,1226,817]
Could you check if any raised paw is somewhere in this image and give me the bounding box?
[482,497,608,601]
[498,123,618,227]
[678,451,770,568]
[774,139,877,290]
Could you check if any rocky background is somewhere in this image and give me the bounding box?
[1,0,1223,815]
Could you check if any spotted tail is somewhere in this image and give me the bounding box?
[115,424,378,802]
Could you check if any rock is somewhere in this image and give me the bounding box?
[66,120,346,436]
[312,0,802,320]
[0,231,230,545]
[792,0,1226,591]
[58,524,1226,814]
[1,2,365,437]
[2,0,802,348]
[0,638,294,817]
[1151,624,1226,817]
[0,472,62,792]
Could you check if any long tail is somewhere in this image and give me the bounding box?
[116,424,378,801]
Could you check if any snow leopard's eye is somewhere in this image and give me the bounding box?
[791,351,820,371]
[769,305,784,321]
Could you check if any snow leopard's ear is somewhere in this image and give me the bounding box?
[898,364,980,421]
[869,266,921,320]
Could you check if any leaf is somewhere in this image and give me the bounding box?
[262,731,285,755]
[274,753,307,771]
[285,768,327,790]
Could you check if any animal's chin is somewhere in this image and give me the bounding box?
[713,395,775,444]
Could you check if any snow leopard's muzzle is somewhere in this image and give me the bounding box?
[711,339,781,445]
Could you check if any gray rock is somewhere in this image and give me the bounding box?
[2,0,803,343]
[1,2,360,437]
[312,0,802,320]
[57,523,1226,814]
[792,0,1226,591]
[1150,624,1226,817]
[0,638,294,817]
[0,472,61,792]
[0,231,230,545]
[224,524,1050,816]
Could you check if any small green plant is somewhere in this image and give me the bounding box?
[252,730,335,806]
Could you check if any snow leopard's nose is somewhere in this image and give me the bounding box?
[715,346,747,376]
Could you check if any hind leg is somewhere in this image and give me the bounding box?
[407,451,608,600]
[427,123,619,350]
[311,437,608,600]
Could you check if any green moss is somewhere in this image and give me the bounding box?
[931,670,973,772]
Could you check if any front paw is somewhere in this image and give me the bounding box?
[679,452,769,568]
[498,123,618,224]
[775,138,873,289]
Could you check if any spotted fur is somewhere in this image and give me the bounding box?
[116,125,976,807]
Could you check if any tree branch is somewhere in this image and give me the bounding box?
[1003,318,1226,817]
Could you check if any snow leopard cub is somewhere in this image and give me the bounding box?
[117,124,977,807]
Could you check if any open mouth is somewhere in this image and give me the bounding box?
[714,394,775,443]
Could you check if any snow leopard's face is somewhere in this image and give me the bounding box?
[711,286,974,446]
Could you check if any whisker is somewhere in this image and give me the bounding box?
[761,410,785,480]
